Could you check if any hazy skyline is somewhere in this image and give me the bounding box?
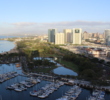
[0,0,110,35]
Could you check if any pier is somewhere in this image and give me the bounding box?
[20,73,110,92]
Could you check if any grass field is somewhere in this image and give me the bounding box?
[31,65,57,73]
[57,59,79,73]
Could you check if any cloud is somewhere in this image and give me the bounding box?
[12,22,37,26]
[43,21,110,26]
[0,21,110,35]
[41,21,110,33]
[11,21,110,28]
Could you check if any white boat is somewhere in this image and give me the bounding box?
[37,79,41,83]
[31,80,37,84]
[59,81,64,86]
[20,81,27,85]
[88,96,97,100]
[56,96,69,100]
[92,89,99,96]
[25,84,31,88]
[13,73,19,77]
[97,91,105,100]
[20,85,27,90]
[6,86,14,90]
[17,67,21,70]
[30,91,38,96]
[88,90,104,100]
[70,94,77,99]
[11,83,18,88]
[14,88,22,92]
[38,93,48,98]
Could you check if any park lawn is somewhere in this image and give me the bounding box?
[57,59,79,73]
[39,53,59,57]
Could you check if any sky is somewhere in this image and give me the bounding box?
[0,0,110,35]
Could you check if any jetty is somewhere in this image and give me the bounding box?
[19,72,110,92]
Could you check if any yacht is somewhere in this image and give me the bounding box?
[30,90,40,96]
[38,93,49,98]
[6,86,14,90]
[56,96,69,100]
[14,88,23,92]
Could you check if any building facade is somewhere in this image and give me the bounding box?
[105,29,110,46]
[55,33,64,44]
[82,31,89,40]
[63,29,72,43]
[72,28,82,44]
[48,29,57,43]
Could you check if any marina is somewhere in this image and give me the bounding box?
[0,0,110,98]
[6,77,41,91]
[0,40,110,100]
[0,64,109,100]
[0,71,18,83]
[56,85,82,100]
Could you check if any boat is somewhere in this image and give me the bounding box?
[14,88,23,92]
[30,90,39,96]
[31,80,37,84]
[57,85,82,100]
[37,79,41,83]
[97,91,105,100]
[17,67,21,70]
[38,93,49,98]
[20,85,27,90]
[70,94,77,99]
[20,81,27,85]
[56,96,69,100]
[16,63,20,67]
[88,90,105,100]
[6,86,14,90]
[92,89,100,96]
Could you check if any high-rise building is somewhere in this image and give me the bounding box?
[48,29,57,43]
[99,34,104,39]
[63,29,72,43]
[105,29,110,46]
[72,28,82,44]
[89,33,93,38]
[83,31,89,40]
[92,33,99,38]
[55,33,64,44]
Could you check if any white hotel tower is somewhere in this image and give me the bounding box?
[72,28,82,44]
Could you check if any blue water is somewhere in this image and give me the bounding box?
[34,57,78,76]
[0,40,15,53]
[53,66,78,76]
[0,36,24,39]
[0,64,109,100]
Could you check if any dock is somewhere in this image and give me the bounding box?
[19,73,110,92]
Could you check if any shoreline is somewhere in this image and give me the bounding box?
[0,40,19,55]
